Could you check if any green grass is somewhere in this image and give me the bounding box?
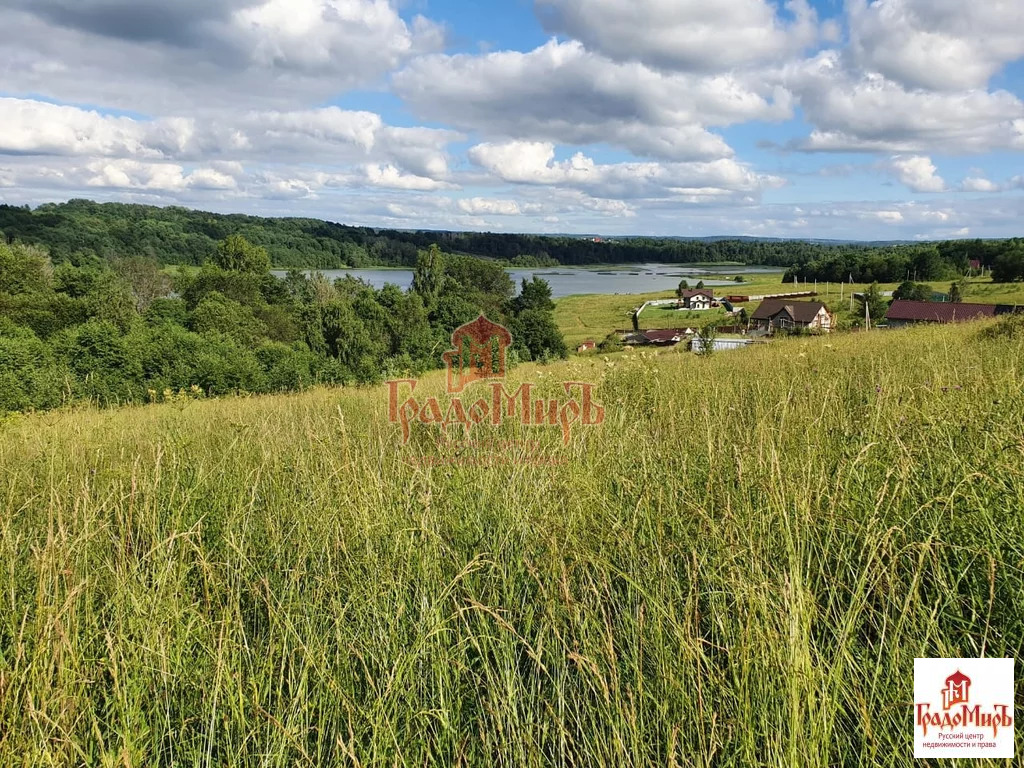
[1,321,1023,766]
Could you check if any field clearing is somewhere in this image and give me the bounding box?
[555,274,1024,347]
[1,320,1022,765]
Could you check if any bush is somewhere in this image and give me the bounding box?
[978,313,1024,341]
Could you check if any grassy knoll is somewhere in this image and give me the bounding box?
[1,320,1023,766]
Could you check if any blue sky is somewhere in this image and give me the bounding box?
[0,0,1022,240]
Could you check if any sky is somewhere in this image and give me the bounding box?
[0,0,1023,240]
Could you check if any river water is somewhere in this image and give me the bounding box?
[272,263,779,299]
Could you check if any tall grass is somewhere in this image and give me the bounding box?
[1,322,1021,766]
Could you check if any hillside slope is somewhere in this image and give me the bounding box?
[1,322,1022,766]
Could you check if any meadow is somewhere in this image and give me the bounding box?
[1,315,1022,766]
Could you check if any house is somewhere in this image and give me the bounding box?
[642,329,689,346]
[750,299,834,333]
[576,340,596,353]
[678,289,713,310]
[885,300,998,327]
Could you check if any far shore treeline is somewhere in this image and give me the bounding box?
[2,200,1024,281]
[0,232,567,414]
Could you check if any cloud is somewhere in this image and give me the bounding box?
[961,176,1000,193]
[787,52,1024,153]
[0,0,444,110]
[848,0,1024,92]
[889,155,946,193]
[534,0,818,72]
[394,39,791,162]
[468,140,784,201]
[457,198,525,216]
[362,164,452,191]
[0,99,460,188]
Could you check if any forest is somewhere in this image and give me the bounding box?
[2,199,1023,280]
[0,236,566,414]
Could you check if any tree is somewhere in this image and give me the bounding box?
[512,309,568,361]
[513,276,555,313]
[893,280,931,302]
[0,241,52,295]
[694,321,718,356]
[112,255,172,312]
[214,235,271,274]
[411,244,444,307]
[190,291,267,345]
[676,279,690,296]
[696,280,705,289]
[991,244,1024,283]
[948,279,965,303]
[857,282,888,326]
[597,332,624,353]
[734,275,745,283]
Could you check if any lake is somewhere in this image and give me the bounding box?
[272,264,779,299]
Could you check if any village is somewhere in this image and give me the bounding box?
[572,282,1024,355]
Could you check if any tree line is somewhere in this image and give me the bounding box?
[3,200,1022,280]
[0,237,567,414]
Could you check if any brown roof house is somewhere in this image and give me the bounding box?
[678,289,713,311]
[750,299,833,334]
[576,340,597,353]
[642,329,691,346]
[885,300,998,327]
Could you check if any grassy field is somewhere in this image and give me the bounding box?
[1,318,1022,766]
[555,274,1024,347]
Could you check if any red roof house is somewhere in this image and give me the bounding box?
[885,300,997,326]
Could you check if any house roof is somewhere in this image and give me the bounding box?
[680,289,713,299]
[750,299,827,323]
[643,329,684,344]
[885,300,997,323]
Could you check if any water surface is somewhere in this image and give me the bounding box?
[273,263,779,298]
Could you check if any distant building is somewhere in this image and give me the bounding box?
[885,300,998,327]
[576,340,596,353]
[750,299,834,333]
[678,289,713,311]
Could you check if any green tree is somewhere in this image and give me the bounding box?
[948,277,967,303]
[696,280,705,289]
[991,244,1024,283]
[190,291,267,344]
[0,241,52,295]
[857,283,888,326]
[513,276,555,313]
[676,279,690,296]
[893,280,932,302]
[597,332,624,353]
[512,309,568,361]
[214,235,271,274]
[694,321,718,356]
[411,244,444,307]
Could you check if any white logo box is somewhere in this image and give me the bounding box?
[914,658,1015,759]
